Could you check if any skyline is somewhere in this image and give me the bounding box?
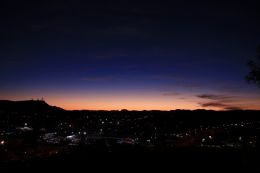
[1,0,260,110]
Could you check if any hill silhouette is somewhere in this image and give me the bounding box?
[0,100,64,113]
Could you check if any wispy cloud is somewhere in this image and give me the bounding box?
[197,93,242,110]
[198,101,242,110]
[197,94,233,101]
[199,102,226,108]
[225,106,243,110]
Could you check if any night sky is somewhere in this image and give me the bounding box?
[1,0,260,110]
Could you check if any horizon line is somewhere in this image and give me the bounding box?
[1,99,260,112]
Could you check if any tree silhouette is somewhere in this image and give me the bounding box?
[246,46,260,87]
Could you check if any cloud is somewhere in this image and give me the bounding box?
[199,102,226,108]
[225,107,242,110]
[197,93,242,110]
[197,94,232,100]
[198,101,242,110]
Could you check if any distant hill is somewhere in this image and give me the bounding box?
[0,100,64,113]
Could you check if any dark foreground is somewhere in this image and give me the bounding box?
[0,100,260,172]
[1,148,260,172]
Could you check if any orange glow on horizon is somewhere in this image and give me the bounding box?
[1,90,260,111]
[54,101,201,111]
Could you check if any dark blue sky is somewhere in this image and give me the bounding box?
[1,0,260,110]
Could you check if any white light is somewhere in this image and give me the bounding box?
[66,135,75,139]
[0,140,5,145]
[209,136,213,140]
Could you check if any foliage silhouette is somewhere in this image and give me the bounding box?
[246,46,260,87]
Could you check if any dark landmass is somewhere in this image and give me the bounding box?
[0,100,260,171]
